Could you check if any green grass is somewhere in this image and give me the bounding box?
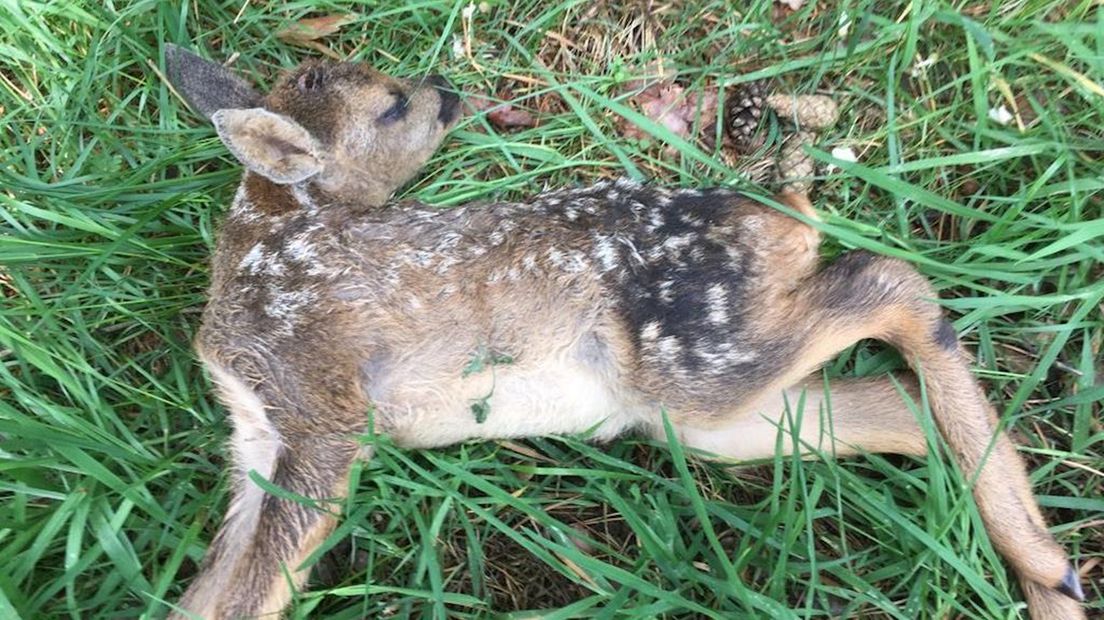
[1,0,1101,618]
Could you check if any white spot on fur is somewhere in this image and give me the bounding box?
[548,247,588,273]
[239,244,265,272]
[693,342,757,372]
[593,235,619,272]
[617,237,646,266]
[663,233,696,251]
[228,184,262,223]
[264,288,316,322]
[285,234,317,263]
[657,335,682,358]
[742,216,764,234]
[647,209,665,232]
[679,213,702,226]
[658,280,675,303]
[706,283,729,324]
[640,321,661,342]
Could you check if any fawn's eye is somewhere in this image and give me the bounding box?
[378,90,408,125]
[296,68,325,93]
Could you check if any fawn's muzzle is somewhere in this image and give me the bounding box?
[428,74,460,126]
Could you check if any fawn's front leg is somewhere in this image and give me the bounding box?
[172,358,366,620]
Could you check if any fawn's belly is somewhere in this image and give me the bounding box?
[371,328,651,448]
[382,359,648,449]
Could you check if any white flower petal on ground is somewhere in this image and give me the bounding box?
[831,146,858,162]
[826,146,858,173]
[988,105,1014,126]
[838,12,852,38]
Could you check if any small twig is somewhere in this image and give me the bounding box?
[1059,458,1104,479]
[233,0,250,24]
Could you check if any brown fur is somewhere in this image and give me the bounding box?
[161,45,1084,619]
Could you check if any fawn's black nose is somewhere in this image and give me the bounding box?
[427,74,460,126]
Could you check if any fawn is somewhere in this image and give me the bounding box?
[162,45,1084,619]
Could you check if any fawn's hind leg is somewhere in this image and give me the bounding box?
[668,251,1082,619]
[173,359,365,619]
[671,374,928,460]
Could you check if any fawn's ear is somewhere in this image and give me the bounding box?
[211,108,323,184]
[165,44,261,120]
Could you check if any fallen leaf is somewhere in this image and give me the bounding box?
[620,82,718,145]
[276,14,356,46]
[464,93,537,130]
[464,94,496,115]
[638,84,689,138]
[487,104,536,129]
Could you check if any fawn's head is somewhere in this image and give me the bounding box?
[166,45,460,207]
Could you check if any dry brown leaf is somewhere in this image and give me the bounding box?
[276,14,357,46]
[620,82,718,144]
[487,104,535,130]
[466,94,537,130]
[464,94,496,115]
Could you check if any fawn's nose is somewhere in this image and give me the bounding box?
[427,74,460,126]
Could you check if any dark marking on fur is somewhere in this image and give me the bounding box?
[817,251,881,311]
[1057,565,1085,601]
[934,318,958,351]
[244,173,299,216]
[429,75,460,125]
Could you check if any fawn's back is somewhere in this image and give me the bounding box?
[201,172,819,449]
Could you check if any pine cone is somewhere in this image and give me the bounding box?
[724,80,769,146]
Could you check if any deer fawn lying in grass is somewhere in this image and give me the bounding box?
[163,45,1084,619]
